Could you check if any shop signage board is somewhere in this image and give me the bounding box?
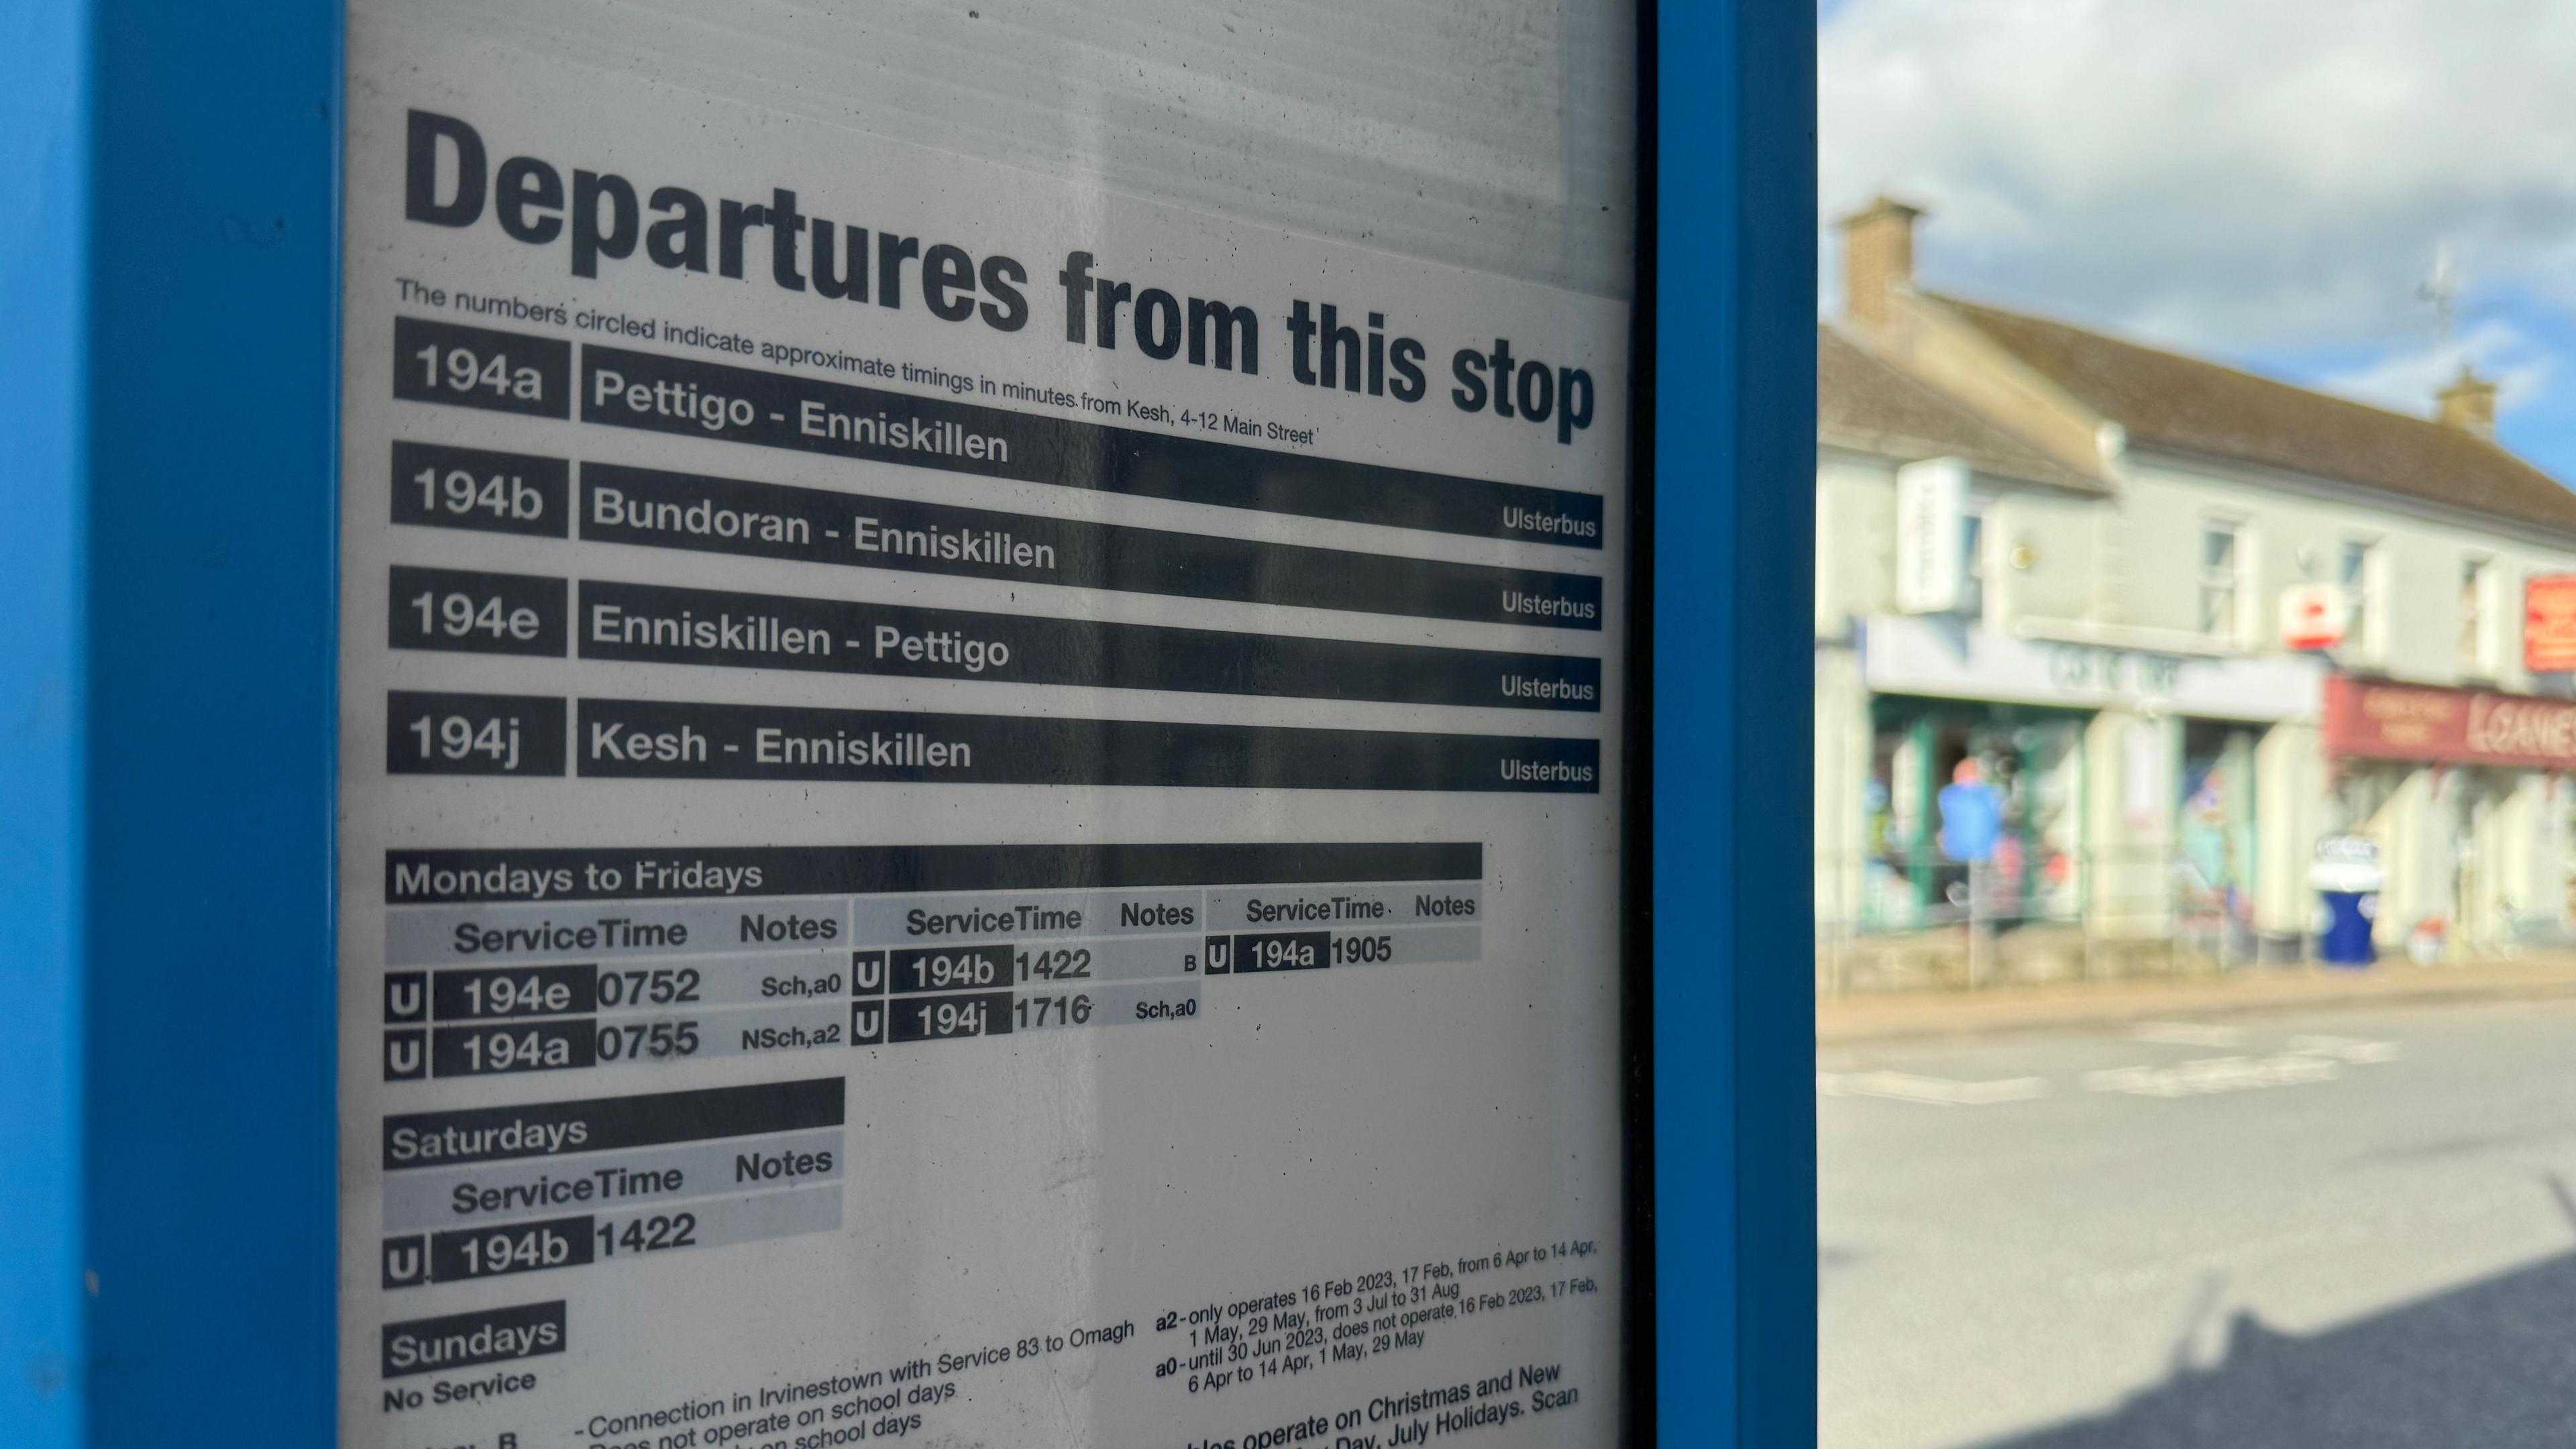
[2310,835,2385,893]
[1894,458,1969,614]
[2279,582,2349,651]
[2526,574,2576,673]
[335,9,1629,1448]
[1862,614,2324,721]
[2322,674,2576,769]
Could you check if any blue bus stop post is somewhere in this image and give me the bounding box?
[1,2,93,1444]
[1652,3,1819,1445]
[85,0,343,1444]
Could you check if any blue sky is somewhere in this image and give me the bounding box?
[1820,0,2576,486]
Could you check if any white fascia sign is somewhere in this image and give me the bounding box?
[1860,614,2324,722]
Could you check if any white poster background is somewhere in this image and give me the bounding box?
[339,11,1630,1448]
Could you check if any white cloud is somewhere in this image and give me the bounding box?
[2312,319,2553,417]
[1821,0,2576,380]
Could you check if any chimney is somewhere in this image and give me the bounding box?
[2436,364,2498,439]
[1836,195,1925,332]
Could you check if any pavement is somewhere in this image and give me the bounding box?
[1819,989,2576,1448]
[1815,954,2576,1044]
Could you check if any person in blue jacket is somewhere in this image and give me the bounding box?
[1937,758,2002,864]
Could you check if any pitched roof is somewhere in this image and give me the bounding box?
[1817,324,2103,491]
[1933,294,2576,535]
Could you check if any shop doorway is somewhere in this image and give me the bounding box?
[1864,697,2085,933]
[2177,720,2259,963]
[2445,766,2520,953]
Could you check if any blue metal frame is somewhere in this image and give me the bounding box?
[1650,3,1819,1445]
[82,0,343,1443]
[1,3,93,1444]
[5,1,1812,1442]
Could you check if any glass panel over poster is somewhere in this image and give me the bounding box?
[335,5,1638,1447]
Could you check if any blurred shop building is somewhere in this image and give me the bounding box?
[1817,197,2576,984]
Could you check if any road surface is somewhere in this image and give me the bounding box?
[1819,996,2576,1448]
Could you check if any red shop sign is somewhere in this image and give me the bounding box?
[2529,574,2576,673]
[2323,674,2576,768]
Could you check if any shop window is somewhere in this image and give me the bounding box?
[1958,506,1988,621]
[2198,522,2242,642]
[2340,538,2379,658]
[2330,763,2398,837]
[2460,555,2494,676]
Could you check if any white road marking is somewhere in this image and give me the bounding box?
[2133,1021,2244,1047]
[2084,1054,2339,1097]
[1820,1034,2403,1106]
[1817,1071,2051,1106]
[2287,1033,2403,1063]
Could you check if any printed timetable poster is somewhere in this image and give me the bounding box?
[337,10,1630,1448]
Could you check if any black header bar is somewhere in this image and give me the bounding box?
[575,578,1599,711]
[393,566,569,658]
[386,691,568,777]
[396,316,571,419]
[579,462,1603,630]
[382,1078,845,1169]
[381,1300,566,1379]
[580,343,1603,546]
[574,697,1601,793]
[393,441,568,538]
[386,841,1482,904]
